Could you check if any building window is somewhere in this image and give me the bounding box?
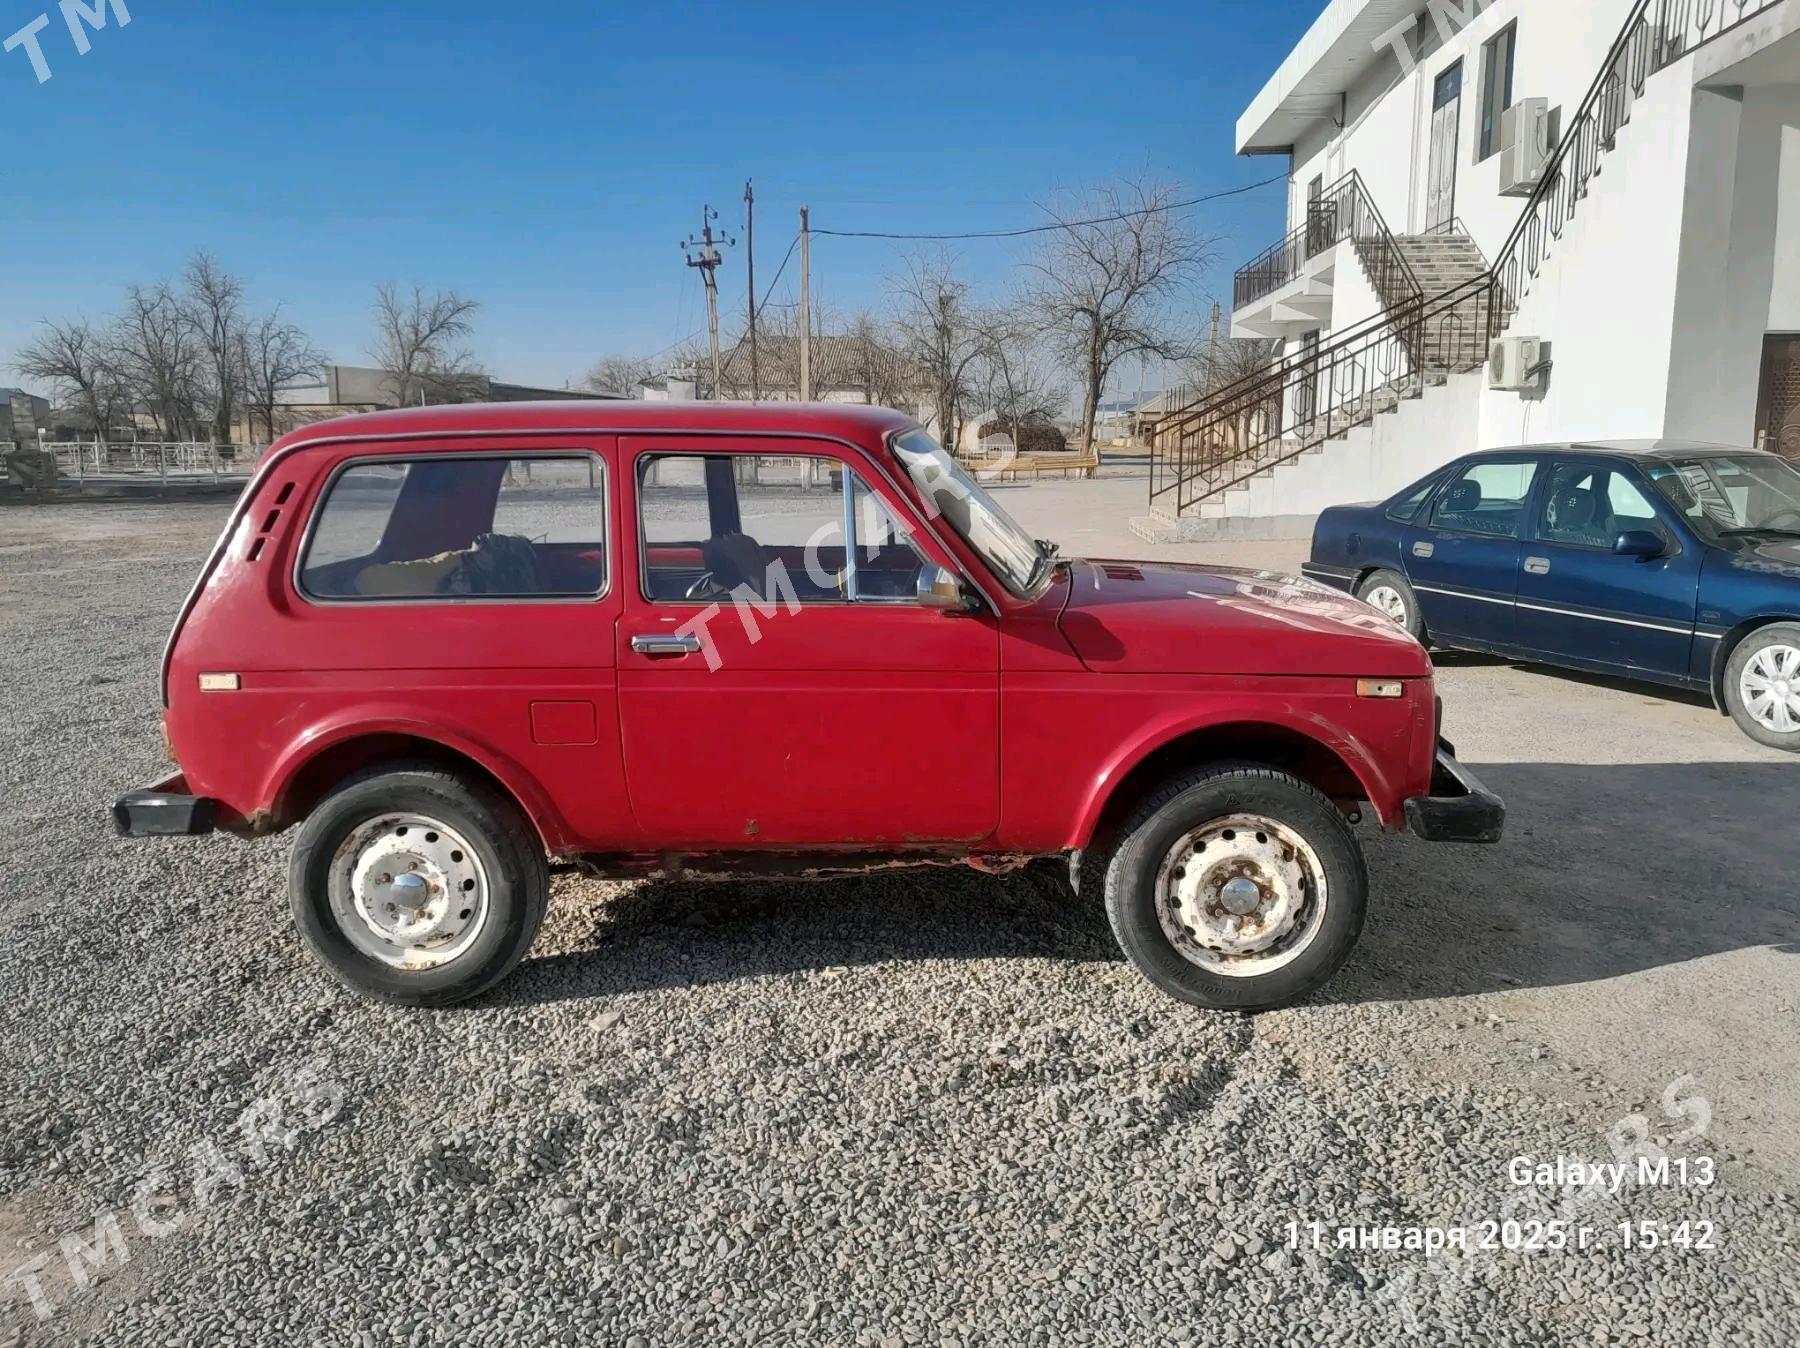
[1478,22,1517,161]
[300,454,607,600]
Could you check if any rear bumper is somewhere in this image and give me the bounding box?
[114,773,217,837]
[1300,561,1358,594]
[1404,742,1505,844]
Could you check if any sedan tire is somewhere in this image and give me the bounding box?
[1356,568,1425,641]
[1724,623,1800,752]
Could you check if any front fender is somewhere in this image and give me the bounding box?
[1068,687,1431,848]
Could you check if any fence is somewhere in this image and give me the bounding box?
[39,441,272,486]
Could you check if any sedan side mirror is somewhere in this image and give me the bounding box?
[1613,529,1666,559]
[916,564,975,611]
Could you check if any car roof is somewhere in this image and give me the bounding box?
[1462,439,1766,464]
[272,399,923,451]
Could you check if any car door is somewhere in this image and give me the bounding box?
[1513,459,1701,681]
[1403,457,1541,648]
[616,437,1001,848]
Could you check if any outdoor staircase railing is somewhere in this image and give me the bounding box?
[1152,0,1792,513]
[1232,170,1421,313]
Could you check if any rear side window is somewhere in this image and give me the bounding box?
[1386,471,1442,522]
[1430,460,1540,538]
[299,454,607,600]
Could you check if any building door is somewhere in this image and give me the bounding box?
[1755,334,1800,460]
[1426,61,1463,232]
[1304,173,1329,257]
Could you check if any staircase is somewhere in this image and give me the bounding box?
[1140,0,1789,536]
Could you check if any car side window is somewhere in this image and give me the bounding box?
[1429,461,1539,538]
[1540,464,1660,549]
[638,453,928,604]
[300,454,606,600]
[1386,471,1442,522]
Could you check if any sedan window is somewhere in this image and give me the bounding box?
[1538,464,1659,549]
[1429,460,1539,538]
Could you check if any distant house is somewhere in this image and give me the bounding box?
[256,364,620,438]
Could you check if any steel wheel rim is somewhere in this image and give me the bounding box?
[1741,644,1800,734]
[1153,813,1328,977]
[1365,584,1408,625]
[329,813,491,969]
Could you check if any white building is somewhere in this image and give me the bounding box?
[1140,0,1800,539]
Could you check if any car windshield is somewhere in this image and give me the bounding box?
[1644,455,1800,542]
[890,427,1047,594]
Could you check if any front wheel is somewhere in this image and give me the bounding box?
[1724,624,1800,752]
[1103,765,1367,1011]
[287,764,548,1005]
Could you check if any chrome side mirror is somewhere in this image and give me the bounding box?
[916,564,973,611]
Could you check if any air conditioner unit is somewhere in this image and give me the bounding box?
[1499,98,1551,197]
[1489,335,1543,391]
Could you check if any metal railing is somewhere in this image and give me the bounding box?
[1232,171,1421,312]
[38,441,271,486]
[1154,0,1792,512]
[1151,277,1497,515]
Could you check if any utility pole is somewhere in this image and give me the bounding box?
[798,205,812,402]
[681,205,733,399]
[744,179,759,401]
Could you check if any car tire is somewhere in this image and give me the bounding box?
[1356,568,1424,641]
[287,763,548,1006]
[1103,764,1367,1011]
[1723,623,1800,753]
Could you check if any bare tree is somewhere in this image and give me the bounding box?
[1179,321,1282,455]
[1023,178,1216,450]
[970,305,1065,441]
[369,283,483,406]
[888,250,986,447]
[240,309,324,443]
[15,317,126,441]
[583,355,654,397]
[180,251,247,444]
[111,282,204,440]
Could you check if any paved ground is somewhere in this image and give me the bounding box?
[1,484,1795,1347]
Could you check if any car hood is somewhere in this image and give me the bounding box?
[1723,536,1800,579]
[1056,558,1430,676]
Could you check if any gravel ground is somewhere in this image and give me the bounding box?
[1,499,1796,1347]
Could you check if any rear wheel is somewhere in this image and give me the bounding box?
[287,764,548,1005]
[1103,765,1367,1011]
[1724,624,1800,752]
[1356,568,1424,641]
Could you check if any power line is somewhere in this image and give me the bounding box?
[718,233,800,384]
[810,173,1285,241]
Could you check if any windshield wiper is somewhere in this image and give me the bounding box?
[1720,527,1800,538]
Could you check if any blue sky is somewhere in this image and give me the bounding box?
[2,0,1318,391]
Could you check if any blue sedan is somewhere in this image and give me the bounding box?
[1302,441,1800,751]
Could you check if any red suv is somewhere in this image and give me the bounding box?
[115,402,1501,1010]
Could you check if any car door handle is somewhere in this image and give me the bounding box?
[1523,556,1550,575]
[1412,541,1434,558]
[631,633,701,656]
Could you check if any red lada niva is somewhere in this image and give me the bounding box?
[115,402,1501,1010]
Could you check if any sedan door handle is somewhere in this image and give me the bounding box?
[1412,541,1435,558]
[1523,556,1551,575]
[631,633,701,656]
